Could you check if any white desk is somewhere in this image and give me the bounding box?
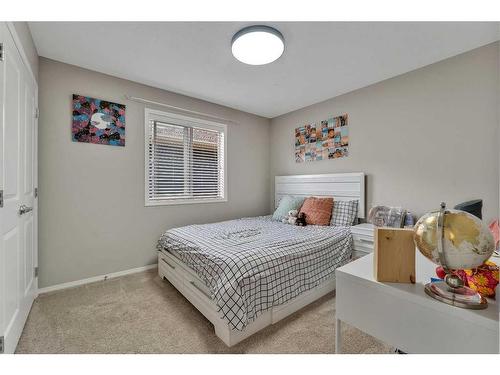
[335,253,499,354]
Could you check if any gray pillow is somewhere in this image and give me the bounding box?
[272,196,305,222]
[330,200,358,226]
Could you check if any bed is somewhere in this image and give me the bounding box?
[157,172,366,346]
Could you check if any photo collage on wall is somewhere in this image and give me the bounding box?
[295,114,349,163]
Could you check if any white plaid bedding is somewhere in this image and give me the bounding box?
[157,216,353,331]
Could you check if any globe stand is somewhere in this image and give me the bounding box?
[424,281,488,310]
[424,203,488,310]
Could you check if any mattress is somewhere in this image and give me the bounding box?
[157,216,353,330]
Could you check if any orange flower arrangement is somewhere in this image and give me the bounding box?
[436,261,499,299]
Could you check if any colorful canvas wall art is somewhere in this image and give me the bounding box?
[295,114,349,163]
[72,94,126,146]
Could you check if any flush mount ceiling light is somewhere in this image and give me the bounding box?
[231,25,285,65]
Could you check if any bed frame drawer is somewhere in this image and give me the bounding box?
[157,246,337,347]
[158,251,180,276]
[159,254,177,273]
[157,250,222,329]
[158,253,184,290]
[158,250,212,298]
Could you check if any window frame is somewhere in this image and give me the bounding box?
[144,108,228,207]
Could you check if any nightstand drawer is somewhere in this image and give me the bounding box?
[353,235,374,247]
[351,223,375,259]
[351,224,375,259]
[353,234,374,252]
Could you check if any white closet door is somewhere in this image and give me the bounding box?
[0,22,38,354]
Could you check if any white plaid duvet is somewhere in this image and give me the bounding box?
[157,216,353,331]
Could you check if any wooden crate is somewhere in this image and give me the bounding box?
[374,227,415,283]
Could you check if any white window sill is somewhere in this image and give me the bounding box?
[145,197,228,207]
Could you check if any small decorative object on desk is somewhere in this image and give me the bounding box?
[374,227,415,283]
[414,202,495,309]
[488,219,499,256]
[454,199,483,219]
[368,206,406,228]
[404,211,414,228]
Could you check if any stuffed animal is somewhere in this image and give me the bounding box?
[296,212,307,226]
[282,210,299,225]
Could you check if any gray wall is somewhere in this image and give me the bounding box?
[39,42,499,287]
[38,58,270,287]
[270,43,499,223]
[12,22,38,82]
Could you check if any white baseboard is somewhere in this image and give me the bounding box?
[37,264,158,295]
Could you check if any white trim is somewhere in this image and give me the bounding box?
[37,264,158,295]
[146,197,228,206]
[144,107,228,207]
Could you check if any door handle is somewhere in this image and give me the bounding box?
[19,204,33,215]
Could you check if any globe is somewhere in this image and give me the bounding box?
[414,208,495,270]
[414,204,495,309]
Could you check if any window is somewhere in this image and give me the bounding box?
[145,109,227,206]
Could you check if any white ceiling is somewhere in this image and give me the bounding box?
[29,22,499,118]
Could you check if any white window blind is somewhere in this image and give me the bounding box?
[145,109,226,205]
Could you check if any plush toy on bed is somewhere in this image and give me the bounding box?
[282,210,299,225]
[296,212,307,226]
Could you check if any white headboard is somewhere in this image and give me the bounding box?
[275,173,366,219]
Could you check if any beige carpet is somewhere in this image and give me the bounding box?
[16,269,392,354]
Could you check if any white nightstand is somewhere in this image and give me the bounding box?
[351,223,375,259]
